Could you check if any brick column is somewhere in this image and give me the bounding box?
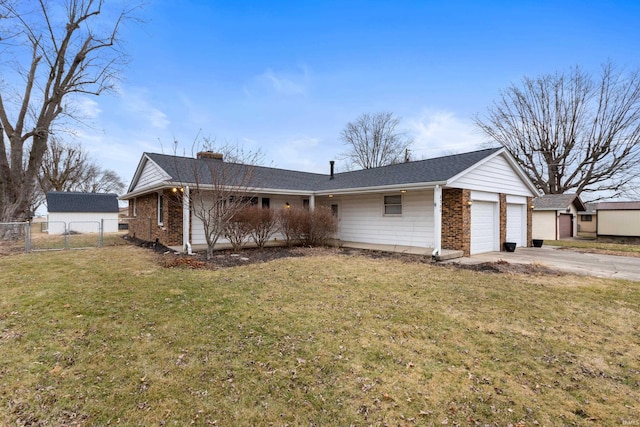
[499,194,507,251]
[442,188,471,256]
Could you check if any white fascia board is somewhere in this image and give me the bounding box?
[120,182,174,200]
[314,181,445,196]
[127,154,173,194]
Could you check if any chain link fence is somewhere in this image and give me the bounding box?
[0,218,152,253]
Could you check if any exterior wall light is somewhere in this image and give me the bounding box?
[400,189,407,193]
[285,202,291,209]
[328,194,334,198]
[467,200,473,206]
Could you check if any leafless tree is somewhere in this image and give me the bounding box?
[172,141,263,259]
[34,138,124,212]
[0,0,137,222]
[340,112,413,169]
[476,62,640,199]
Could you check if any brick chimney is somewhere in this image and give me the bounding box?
[197,151,223,160]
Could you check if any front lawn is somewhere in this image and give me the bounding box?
[1,245,639,425]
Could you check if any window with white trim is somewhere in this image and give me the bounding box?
[384,195,402,215]
[157,194,164,225]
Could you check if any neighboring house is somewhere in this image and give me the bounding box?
[532,194,586,240]
[577,202,598,238]
[46,192,120,234]
[120,147,538,257]
[596,201,640,238]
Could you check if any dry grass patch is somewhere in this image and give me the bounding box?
[0,246,639,425]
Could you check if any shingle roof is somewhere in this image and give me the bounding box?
[597,201,640,210]
[144,147,504,192]
[47,192,119,213]
[314,148,503,191]
[532,194,586,211]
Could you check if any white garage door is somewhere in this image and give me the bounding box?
[471,201,498,254]
[506,203,525,247]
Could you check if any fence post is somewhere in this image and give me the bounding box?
[25,222,31,253]
[99,219,104,248]
[64,222,69,249]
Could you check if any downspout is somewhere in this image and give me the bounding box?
[182,186,192,255]
[432,185,442,258]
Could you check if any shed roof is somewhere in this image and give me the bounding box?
[47,192,119,213]
[532,194,586,212]
[597,201,640,211]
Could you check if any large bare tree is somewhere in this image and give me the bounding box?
[476,62,640,199]
[340,112,413,169]
[0,0,135,222]
[38,137,124,192]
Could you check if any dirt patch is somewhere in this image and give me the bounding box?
[443,259,566,276]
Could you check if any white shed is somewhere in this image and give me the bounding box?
[46,192,120,234]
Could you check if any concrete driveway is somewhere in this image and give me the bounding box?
[451,246,640,281]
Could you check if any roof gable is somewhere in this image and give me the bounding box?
[47,192,119,213]
[533,194,586,211]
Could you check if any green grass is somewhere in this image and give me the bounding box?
[546,239,640,255]
[1,246,639,425]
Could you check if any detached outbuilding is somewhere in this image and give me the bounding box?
[596,201,640,238]
[532,194,586,240]
[46,192,120,235]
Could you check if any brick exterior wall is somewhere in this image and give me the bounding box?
[499,194,507,251]
[441,188,471,256]
[127,190,183,246]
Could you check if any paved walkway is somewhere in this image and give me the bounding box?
[447,246,640,282]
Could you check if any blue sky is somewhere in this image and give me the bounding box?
[74,0,640,187]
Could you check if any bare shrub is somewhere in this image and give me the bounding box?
[223,208,253,252]
[277,206,338,247]
[307,206,338,246]
[245,206,279,248]
[277,207,307,246]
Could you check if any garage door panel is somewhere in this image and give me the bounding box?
[506,204,525,247]
[471,201,497,254]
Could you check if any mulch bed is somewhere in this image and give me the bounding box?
[125,236,565,276]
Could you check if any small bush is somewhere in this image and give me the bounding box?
[277,206,338,247]
[245,205,279,248]
[307,206,338,246]
[223,208,253,251]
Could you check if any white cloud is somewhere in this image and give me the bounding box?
[244,65,311,98]
[120,88,170,130]
[406,109,487,159]
[270,135,326,172]
[74,97,102,119]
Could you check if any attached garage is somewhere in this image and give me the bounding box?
[471,200,498,254]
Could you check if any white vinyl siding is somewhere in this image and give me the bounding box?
[471,201,499,254]
[337,190,434,247]
[130,160,171,193]
[451,155,532,196]
[47,212,119,234]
